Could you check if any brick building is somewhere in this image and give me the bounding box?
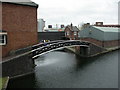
[64,24,79,40]
[0,0,38,57]
[79,24,119,48]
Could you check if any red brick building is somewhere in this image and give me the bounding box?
[0,0,38,57]
[64,24,79,40]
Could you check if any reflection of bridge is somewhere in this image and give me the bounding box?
[31,40,90,59]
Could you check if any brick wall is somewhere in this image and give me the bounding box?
[0,3,2,59]
[64,27,71,39]
[0,3,2,30]
[104,40,119,48]
[80,38,119,48]
[2,3,38,57]
[80,38,103,46]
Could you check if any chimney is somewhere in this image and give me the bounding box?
[86,23,90,25]
[95,22,103,26]
[70,23,73,30]
[82,23,90,28]
[71,23,73,27]
[61,25,64,28]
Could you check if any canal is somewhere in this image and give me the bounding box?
[7,49,118,88]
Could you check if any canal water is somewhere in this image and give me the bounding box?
[7,49,118,88]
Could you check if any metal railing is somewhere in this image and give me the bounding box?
[31,40,90,59]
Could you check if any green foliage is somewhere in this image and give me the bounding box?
[0,77,9,89]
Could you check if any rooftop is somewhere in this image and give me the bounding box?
[94,25,120,28]
[93,26,119,32]
[67,25,79,31]
[0,0,38,7]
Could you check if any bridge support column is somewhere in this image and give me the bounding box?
[80,46,90,57]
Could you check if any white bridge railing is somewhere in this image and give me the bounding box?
[31,40,90,59]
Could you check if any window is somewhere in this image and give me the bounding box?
[89,30,92,34]
[78,32,80,37]
[74,32,77,35]
[0,34,7,45]
[66,31,69,35]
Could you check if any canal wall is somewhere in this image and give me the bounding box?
[88,43,107,57]
[64,38,120,57]
[65,43,107,58]
[65,45,119,58]
[1,47,35,79]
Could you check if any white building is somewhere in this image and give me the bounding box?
[38,19,45,32]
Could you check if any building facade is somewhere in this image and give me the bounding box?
[0,0,38,57]
[79,25,119,48]
[64,24,79,40]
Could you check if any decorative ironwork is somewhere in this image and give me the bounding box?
[31,40,90,59]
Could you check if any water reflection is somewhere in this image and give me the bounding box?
[74,55,99,70]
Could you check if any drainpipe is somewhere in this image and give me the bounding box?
[102,32,104,48]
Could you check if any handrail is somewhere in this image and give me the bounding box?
[32,40,65,48]
[31,40,90,52]
[31,40,90,59]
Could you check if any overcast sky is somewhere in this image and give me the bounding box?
[32,0,119,26]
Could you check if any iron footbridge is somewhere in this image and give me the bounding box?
[31,40,90,59]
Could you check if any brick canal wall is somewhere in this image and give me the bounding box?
[2,48,35,78]
[74,43,106,57]
[80,38,119,48]
[88,43,106,56]
[73,38,119,57]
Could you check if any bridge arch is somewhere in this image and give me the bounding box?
[31,40,90,59]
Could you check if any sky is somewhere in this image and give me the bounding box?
[32,0,119,27]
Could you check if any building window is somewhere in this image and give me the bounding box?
[67,31,69,35]
[89,30,92,34]
[78,32,80,37]
[74,32,77,35]
[0,34,7,45]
